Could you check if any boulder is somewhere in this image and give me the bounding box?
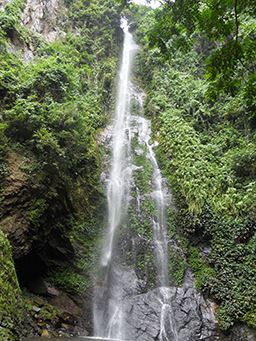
[123,286,217,341]
[50,292,82,319]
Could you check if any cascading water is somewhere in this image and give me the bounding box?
[100,18,136,270]
[93,17,177,341]
[131,103,178,341]
[93,18,138,340]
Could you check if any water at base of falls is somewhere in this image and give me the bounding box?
[93,19,178,341]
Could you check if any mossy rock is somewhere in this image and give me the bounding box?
[243,308,256,330]
[0,230,25,340]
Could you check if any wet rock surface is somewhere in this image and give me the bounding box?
[123,286,256,341]
[114,266,255,341]
[121,283,255,341]
[123,286,217,341]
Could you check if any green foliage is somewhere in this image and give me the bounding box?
[0,49,22,107]
[19,56,77,102]
[1,0,120,191]
[168,247,186,287]
[24,293,61,330]
[133,147,153,194]
[0,1,122,337]
[188,247,216,291]
[129,134,155,238]
[29,199,48,227]
[135,248,156,289]
[48,267,89,295]
[0,0,121,216]
[243,308,256,330]
[67,211,106,292]
[159,112,217,214]
[130,0,256,331]
[150,0,256,96]
[124,154,157,293]
[0,0,29,42]
[0,328,15,341]
[37,304,60,322]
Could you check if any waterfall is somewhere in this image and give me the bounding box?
[131,111,178,341]
[100,18,137,270]
[93,18,138,340]
[93,18,177,341]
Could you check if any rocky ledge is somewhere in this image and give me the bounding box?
[123,284,255,341]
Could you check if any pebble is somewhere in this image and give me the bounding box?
[41,329,50,337]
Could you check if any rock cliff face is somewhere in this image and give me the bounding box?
[0,150,74,268]
[124,286,255,341]
[0,151,35,258]
[99,262,255,341]
[0,151,78,338]
[22,0,66,42]
[124,286,217,341]
[20,0,67,60]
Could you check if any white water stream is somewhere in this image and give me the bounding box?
[100,18,136,270]
[93,19,138,340]
[132,0,161,8]
[93,18,177,341]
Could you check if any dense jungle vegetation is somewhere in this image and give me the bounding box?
[127,0,256,332]
[0,0,122,339]
[0,0,255,339]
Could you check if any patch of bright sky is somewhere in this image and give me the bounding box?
[131,0,162,9]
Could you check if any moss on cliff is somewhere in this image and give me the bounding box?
[0,230,25,340]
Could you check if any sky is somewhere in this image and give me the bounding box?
[131,0,162,9]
